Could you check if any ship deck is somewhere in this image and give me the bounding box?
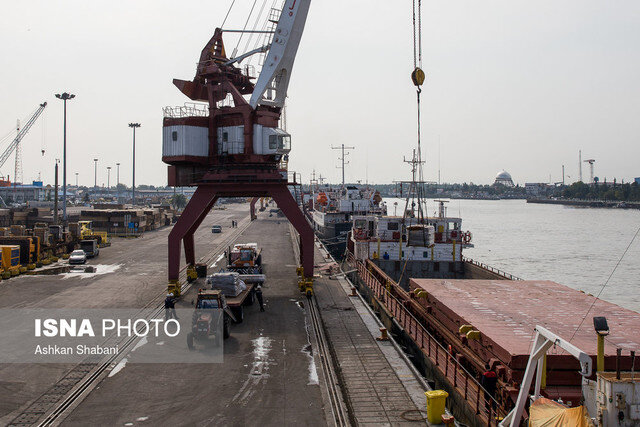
[409,278,640,371]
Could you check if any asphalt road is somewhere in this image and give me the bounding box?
[0,203,265,425]
[60,214,326,426]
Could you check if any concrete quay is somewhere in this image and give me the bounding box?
[0,203,431,426]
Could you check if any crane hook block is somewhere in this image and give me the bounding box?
[411,67,425,87]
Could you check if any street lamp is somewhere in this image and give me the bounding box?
[55,92,75,226]
[116,162,120,202]
[107,166,111,190]
[93,158,98,189]
[129,123,140,205]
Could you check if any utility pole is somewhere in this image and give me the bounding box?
[55,92,75,226]
[93,158,98,189]
[129,123,140,205]
[331,144,354,187]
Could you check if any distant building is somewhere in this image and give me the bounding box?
[0,181,45,203]
[635,177,640,185]
[525,183,552,197]
[494,170,514,187]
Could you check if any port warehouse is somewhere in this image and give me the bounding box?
[344,254,640,425]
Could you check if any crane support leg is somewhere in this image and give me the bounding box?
[184,195,219,265]
[269,185,315,295]
[168,187,217,282]
[250,197,258,220]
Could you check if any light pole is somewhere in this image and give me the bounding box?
[93,158,98,189]
[116,162,120,202]
[54,159,60,224]
[107,166,111,190]
[129,123,140,205]
[55,92,75,226]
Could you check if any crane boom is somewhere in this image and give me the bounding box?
[0,102,47,171]
[249,0,311,109]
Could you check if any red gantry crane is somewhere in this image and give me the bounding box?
[163,1,314,296]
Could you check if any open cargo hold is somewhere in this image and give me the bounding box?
[409,278,640,403]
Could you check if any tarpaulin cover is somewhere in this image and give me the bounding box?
[528,397,590,426]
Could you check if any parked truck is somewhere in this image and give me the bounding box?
[227,243,262,274]
[80,240,99,258]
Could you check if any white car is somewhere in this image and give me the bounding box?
[69,249,87,265]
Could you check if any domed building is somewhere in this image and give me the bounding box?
[494,170,514,187]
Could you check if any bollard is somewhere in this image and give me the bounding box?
[376,327,389,341]
[441,414,455,426]
[350,287,357,297]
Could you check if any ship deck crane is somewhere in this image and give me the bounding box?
[0,102,47,184]
[163,1,314,297]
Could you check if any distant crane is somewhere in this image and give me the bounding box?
[583,159,595,184]
[0,102,48,185]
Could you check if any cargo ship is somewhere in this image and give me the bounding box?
[307,185,385,259]
[334,154,640,425]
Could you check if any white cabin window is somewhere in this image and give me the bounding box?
[269,135,291,150]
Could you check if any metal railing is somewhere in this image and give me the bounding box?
[462,256,523,281]
[346,254,506,426]
[162,103,209,118]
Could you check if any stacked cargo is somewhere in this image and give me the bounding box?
[0,209,11,227]
[10,225,25,236]
[79,208,174,235]
[207,272,247,297]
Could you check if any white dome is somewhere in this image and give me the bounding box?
[495,170,512,180]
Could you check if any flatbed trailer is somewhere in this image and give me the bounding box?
[222,282,256,323]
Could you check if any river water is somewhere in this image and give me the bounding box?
[384,198,640,313]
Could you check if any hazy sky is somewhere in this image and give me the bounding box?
[1,1,639,187]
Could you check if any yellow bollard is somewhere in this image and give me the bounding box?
[425,390,449,424]
[376,327,389,341]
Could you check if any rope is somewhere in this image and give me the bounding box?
[221,0,236,28]
[242,0,269,57]
[569,224,640,342]
[232,0,259,58]
[412,0,417,69]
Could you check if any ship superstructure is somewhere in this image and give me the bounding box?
[309,185,385,257]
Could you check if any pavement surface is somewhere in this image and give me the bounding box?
[0,204,251,425]
[60,214,326,426]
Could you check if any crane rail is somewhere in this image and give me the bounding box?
[289,223,350,427]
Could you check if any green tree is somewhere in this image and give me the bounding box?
[170,194,187,209]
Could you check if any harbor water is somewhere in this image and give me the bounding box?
[385,198,640,313]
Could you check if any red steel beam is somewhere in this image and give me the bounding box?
[168,181,314,282]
